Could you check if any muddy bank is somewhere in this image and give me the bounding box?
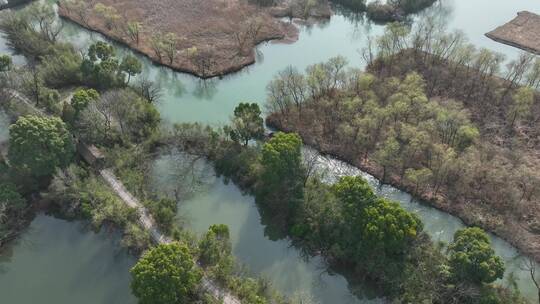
[57,0,325,79]
[266,114,540,263]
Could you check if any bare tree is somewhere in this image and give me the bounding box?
[187,46,216,78]
[136,76,162,104]
[150,32,165,61]
[63,0,95,27]
[27,2,64,43]
[503,53,534,97]
[234,16,264,56]
[125,21,143,45]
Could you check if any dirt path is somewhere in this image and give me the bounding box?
[3,89,243,303]
[99,168,242,304]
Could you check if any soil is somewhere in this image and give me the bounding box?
[58,0,331,78]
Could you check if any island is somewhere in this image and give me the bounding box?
[58,0,331,78]
[486,11,540,54]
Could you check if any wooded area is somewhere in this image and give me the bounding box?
[265,21,540,264]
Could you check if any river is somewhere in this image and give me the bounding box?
[0,0,539,303]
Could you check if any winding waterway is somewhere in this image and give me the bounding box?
[0,0,539,303]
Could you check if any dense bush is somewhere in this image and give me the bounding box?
[8,115,75,178]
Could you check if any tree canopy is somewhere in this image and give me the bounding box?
[130,242,202,304]
[0,183,26,212]
[71,88,99,120]
[259,132,304,226]
[8,115,75,177]
[448,227,505,284]
[229,102,264,146]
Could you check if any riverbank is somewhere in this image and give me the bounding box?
[162,121,529,303]
[57,0,330,79]
[264,45,540,263]
[266,114,540,265]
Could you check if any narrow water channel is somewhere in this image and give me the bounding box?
[0,0,539,303]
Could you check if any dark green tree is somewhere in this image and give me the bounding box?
[0,54,12,72]
[361,198,422,256]
[130,242,202,304]
[88,41,115,61]
[259,132,304,227]
[198,224,234,281]
[229,102,264,146]
[8,115,75,177]
[199,224,232,266]
[448,227,505,284]
[120,54,142,84]
[81,42,124,89]
[332,175,376,212]
[71,88,99,120]
[146,198,176,232]
[0,183,26,212]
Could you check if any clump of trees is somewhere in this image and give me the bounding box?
[74,88,160,145]
[81,41,142,89]
[266,32,540,262]
[168,113,521,303]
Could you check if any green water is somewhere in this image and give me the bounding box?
[1,0,539,303]
[0,215,136,304]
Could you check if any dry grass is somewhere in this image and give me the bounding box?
[58,0,304,77]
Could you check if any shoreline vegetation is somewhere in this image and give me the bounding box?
[56,0,440,80]
[0,1,538,304]
[0,3,307,304]
[163,112,529,303]
[264,21,540,264]
[57,0,331,79]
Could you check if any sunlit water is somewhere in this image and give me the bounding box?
[1,0,539,303]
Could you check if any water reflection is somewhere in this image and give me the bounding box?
[150,150,382,304]
[0,215,136,304]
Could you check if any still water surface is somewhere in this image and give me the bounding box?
[1,0,539,303]
[0,215,136,304]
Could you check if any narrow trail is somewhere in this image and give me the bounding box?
[4,89,242,304]
[100,170,242,304]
